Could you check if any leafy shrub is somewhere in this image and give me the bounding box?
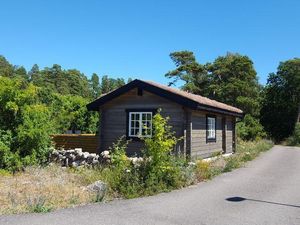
[286,123,300,146]
[0,130,22,172]
[142,111,184,192]
[103,110,188,198]
[16,104,54,164]
[237,114,266,141]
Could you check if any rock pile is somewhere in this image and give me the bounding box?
[50,148,100,167]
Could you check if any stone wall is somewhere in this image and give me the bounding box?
[50,148,100,167]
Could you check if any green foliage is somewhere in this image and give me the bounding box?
[104,111,188,198]
[109,137,130,169]
[237,114,266,141]
[31,64,91,98]
[166,52,261,116]
[261,59,300,142]
[51,94,98,133]
[286,123,300,146]
[100,75,126,94]
[142,111,183,191]
[90,73,101,98]
[16,104,54,163]
[27,195,52,213]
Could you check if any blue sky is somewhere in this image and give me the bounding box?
[1,0,299,85]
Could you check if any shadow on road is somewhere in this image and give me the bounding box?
[226,196,300,208]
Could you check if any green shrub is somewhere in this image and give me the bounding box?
[103,110,188,198]
[237,114,266,141]
[142,111,185,193]
[286,123,300,146]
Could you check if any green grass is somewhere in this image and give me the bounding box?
[195,140,273,180]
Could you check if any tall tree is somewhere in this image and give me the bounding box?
[13,66,29,81]
[89,73,101,98]
[165,51,210,95]
[260,58,300,142]
[277,58,300,123]
[166,51,261,116]
[207,53,261,116]
[29,64,40,83]
[0,56,14,77]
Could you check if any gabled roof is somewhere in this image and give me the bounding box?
[87,79,243,117]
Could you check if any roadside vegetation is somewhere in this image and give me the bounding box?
[0,112,273,214]
[285,123,300,146]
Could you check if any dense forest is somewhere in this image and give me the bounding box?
[0,53,299,170]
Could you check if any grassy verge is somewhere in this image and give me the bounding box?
[0,140,273,215]
[195,139,274,181]
[0,165,99,214]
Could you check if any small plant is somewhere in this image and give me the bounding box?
[26,195,52,213]
[223,156,241,172]
[195,160,222,181]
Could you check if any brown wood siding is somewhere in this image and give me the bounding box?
[226,117,233,153]
[99,88,185,155]
[51,134,98,153]
[190,111,223,158]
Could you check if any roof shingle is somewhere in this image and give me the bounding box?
[143,80,243,114]
[87,79,243,116]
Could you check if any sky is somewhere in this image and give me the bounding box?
[1,0,299,85]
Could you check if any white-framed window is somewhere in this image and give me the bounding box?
[207,116,216,140]
[128,112,153,137]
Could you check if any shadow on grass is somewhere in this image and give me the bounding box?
[226,196,300,208]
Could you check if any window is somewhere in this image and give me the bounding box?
[207,116,216,141]
[128,112,153,137]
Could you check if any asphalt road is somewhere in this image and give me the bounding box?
[1,145,300,225]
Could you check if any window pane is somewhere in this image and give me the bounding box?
[130,128,134,135]
[207,117,216,139]
[142,113,146,120]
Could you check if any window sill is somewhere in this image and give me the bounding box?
[206,138,216,143]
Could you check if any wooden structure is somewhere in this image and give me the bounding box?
[87,80,243,158]
[51,134,98,153]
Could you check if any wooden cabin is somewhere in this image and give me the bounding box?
[87,79,243,158]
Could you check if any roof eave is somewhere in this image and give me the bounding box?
[196,105,244,118]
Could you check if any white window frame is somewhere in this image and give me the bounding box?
[207,116,216,140]
[128,112,153,138]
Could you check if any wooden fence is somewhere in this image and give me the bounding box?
[51,134,99,153]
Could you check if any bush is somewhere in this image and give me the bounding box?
[286,123,300,146]
[16,104,54,164]
[237,114,266,141]
[0,130,22,172]
[103,110,188,198]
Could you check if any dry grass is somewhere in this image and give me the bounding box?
[0,165,97,214]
